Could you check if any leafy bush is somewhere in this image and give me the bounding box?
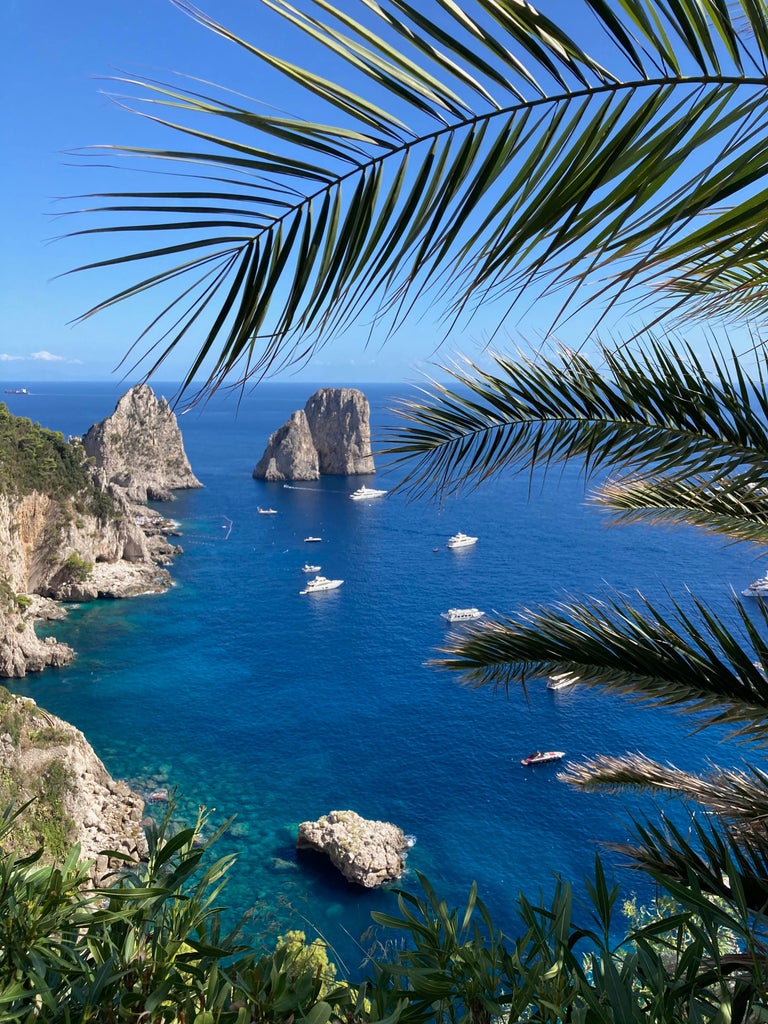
[63,552,93,583]
[0,803,764,1023]
[0,404,117,518]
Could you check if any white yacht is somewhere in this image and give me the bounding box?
[257,507,278,515]
[546,672,580,690]
[742,576,768,597]
[440,607,484,622]
[304,536,322,543]
[350,485,387,501]
[447,532,478,549]
[300,575,343,595]
[302,563,321,573]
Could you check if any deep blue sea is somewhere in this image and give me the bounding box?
[3,380,765,970]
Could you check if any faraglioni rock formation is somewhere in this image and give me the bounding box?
[81,383,202,502]
[253,388,375,481]
[0,690,146,885]
[296,809,409,888]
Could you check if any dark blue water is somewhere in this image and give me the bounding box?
[3,381,764,968]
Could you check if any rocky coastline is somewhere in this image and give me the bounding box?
[0,383,200,876]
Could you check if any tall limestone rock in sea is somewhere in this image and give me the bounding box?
[81,384,202,502]
[253,387,375,481]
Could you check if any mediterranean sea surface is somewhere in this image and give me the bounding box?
[3,380,764,970]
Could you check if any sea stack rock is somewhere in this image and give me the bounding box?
[252,410,320,481]
[81,384,202,502]
[253,388,375,482]
[296,809,409,888]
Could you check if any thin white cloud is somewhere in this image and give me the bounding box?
[30,350,65,362]
[0,350,82,365]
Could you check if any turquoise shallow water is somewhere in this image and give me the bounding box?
[4,380,765,969]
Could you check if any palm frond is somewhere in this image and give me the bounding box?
[433,588,768,742]
[660,235,768,326]
[560,752,768,838]
[385,338,768,499]
[613,813,768,919]
[68,0,768,391]
[593,473,768,545]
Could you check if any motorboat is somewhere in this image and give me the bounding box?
[350,485,387,500]
[520,750,565,766]
[447,532,478,549]
[257,507,278,515]
[546,672,579,690]
[742,576,768,597]
[304,536,322,543]
[4,387,29,395]
[440,607,484,622]
[302,564,321,573]
[300,575,343,595]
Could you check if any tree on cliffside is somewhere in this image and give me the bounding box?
[72,0,768,1012]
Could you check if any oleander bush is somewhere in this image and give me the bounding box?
[0,803,764,1023]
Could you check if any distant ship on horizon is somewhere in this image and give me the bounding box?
[4,387,29,395]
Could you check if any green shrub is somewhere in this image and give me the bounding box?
[0,803,763,1022]
[63,553,93,583]
[0,404,117,519]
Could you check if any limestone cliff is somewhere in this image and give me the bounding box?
[253,387,375,481]
[252,410,320,481]
[0,390,193,678]
[81,384,202,502]
[0,688,146,884]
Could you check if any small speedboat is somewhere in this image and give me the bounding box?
[304,536,322,543]
[520,750,565,767]
[302,563,321,573]
[257,507,278,515]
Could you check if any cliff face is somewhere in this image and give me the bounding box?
[253,387,375,481]
[0,689,146,884]
[81,384,202,502]
[0,384,199,678]
[305,388,375,474]
[252,410,320,481]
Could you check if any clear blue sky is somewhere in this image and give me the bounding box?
[0,0,733,387]
[2,0,490,385]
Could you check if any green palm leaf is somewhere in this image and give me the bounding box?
[432,588,768,741]
[593,473,768,545]
[613,813,768,918]
[68,0,768,390]
[386,338,768,500]
[560,752,768,838]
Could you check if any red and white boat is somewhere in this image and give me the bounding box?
[520,750,565,767]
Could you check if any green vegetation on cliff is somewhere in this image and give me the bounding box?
[0,404,116,518]
[0,688,76,862]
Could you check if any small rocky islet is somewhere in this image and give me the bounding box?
[0,383,406,890]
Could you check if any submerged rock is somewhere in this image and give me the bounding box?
[296,809,408,888]
[254,388,375,481]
